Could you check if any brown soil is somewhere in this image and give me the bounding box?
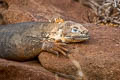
[0,0,120,80]
[0,59,68,80]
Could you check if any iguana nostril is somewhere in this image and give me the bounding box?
[81,31,85,34]
[80,31,83,34]
[84,31,88,34]
[81,30,88,35]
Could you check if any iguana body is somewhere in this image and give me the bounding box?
[0,21,89,61]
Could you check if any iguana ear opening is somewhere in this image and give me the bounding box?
[58,25,64,30]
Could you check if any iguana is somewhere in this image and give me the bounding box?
[0,21,89,61]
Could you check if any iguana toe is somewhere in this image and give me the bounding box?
[53,47,67,56]
[42,42,68,56]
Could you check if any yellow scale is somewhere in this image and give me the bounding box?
[49,17,64,23]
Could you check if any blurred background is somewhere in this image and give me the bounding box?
[0,0,96,24]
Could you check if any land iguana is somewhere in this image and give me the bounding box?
[0,21,89,61]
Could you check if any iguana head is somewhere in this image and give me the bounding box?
[49,21,90,43]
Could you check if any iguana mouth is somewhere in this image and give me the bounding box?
[61,35,90,43]
[65,35,90,39]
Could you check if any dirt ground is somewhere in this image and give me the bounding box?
[0,0,120,80]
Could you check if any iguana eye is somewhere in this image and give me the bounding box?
[71,28,78,32]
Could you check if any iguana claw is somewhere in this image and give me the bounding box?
[41,42,68,56]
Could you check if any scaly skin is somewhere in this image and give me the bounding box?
[0,21,89,61]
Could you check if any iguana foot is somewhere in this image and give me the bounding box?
[41,42,68,56]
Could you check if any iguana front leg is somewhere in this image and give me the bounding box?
[41,41,68,56]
